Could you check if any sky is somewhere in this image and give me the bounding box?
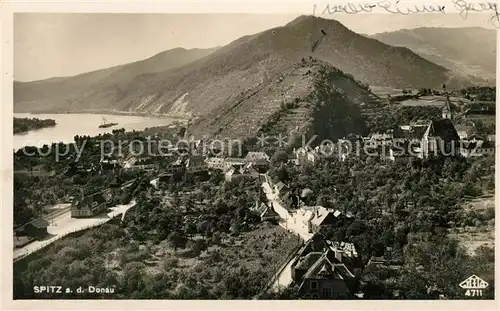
[14,13,495,82]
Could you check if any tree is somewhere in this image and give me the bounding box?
[271,149,289,164]
[187,239,206,257]
[167,231,187,251]
[184,197,195,213]
[210,232,222,246]
[274,166,290,183]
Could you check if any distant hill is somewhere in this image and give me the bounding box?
[15,16,475,139]
[371,27,496,84]
[14,47,218,112]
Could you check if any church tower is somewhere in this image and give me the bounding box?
[442,95,452,119]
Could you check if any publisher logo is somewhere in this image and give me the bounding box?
[459,275,489,297]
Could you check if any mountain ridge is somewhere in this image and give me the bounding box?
[15,16,478,134]
[370,27,496,83]
[14,46,219,111]
[14,47,220,83]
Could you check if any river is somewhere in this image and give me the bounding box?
[14,113,175,150]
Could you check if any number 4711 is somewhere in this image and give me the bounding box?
[465,289,483,297]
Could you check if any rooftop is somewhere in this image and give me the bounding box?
[424,119,460,141]
[245,152,269,161]
[16,217,49,231]
[185,155,205,168]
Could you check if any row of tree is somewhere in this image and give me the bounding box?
[13,117,56,134]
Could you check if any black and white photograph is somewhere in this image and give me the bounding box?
[8,3,497,303]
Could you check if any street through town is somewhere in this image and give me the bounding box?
[261,178,313,292]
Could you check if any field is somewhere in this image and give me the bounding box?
[370,85,407,97]
[449,196,495,256]
[400,97,446,107]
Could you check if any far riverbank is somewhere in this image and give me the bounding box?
[14,109,191,120]
[13,113,177,150]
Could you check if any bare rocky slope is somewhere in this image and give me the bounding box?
[189,56,384,140]
[371,27,496,84]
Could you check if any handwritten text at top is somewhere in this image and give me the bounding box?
[314,0,500,28]
[314,1,445,15]
[452,0,500,27]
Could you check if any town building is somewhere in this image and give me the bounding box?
[465,101,495,116]
[185,155,208,175]
[442,96,453,119]
[388,141,419,162]
[280,190,301,210]
[478,141,496,156]
[307,149,321,165]
[65,163,97,176]
[294,147,309,165]
[241,165,261,179]
[224,162,261,183]
[71,191,110,218]
[151,168,185,187]
[461,140,496,157]
[289,147,324,166]
[363,132,394,149]
[287,153,300,166]
[165,158,186,175]
[274,181,290,197]
[223,158,246,172]
[399,122,428,141]
[15,218,50,239]
[455,124,476,141]
[225,165,245,183]
[100,158,121,172]
[205,157,225,170]
[150,178,160,189]
[124,156,159,172]
[245,152,270,163]
[420,119,460,158]
[249,158,270,173]
[294,206,344,234]
[365,256,403,269]
[251,201,280,222]
[291,234,362,299]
